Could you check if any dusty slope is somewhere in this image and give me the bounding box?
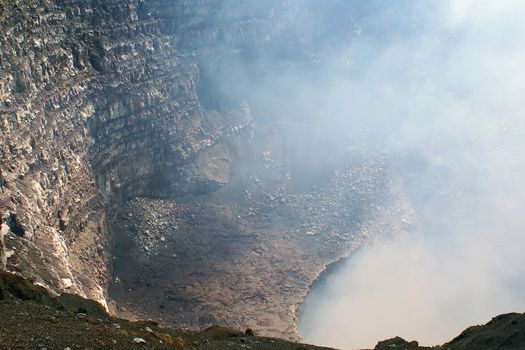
[0,271,335,350]
[2,271,525,350]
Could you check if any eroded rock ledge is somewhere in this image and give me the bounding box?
[2,270,525,350]
[1,0,279,303]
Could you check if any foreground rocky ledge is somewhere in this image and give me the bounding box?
[0,271,334,350]
[2,271,524,350]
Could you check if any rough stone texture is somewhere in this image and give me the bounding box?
[3,269,525,349]
[0,0,255,306]
[1,0,113,305]
[0,270,337,350]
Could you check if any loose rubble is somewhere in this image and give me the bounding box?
[109,142,415,340]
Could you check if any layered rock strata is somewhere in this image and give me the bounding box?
[0,0,254,306]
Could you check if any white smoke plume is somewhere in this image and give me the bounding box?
[296,1,525,348]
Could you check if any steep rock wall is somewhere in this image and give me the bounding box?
[0,0,362,336]
[0,0,256,306]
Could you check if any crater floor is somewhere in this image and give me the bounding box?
[108,153,413,340]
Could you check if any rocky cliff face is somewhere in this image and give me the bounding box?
[0,0,260,307]
[1,0,403,340]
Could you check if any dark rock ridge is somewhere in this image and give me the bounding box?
[2,270,525,349]
[0,270,336,350]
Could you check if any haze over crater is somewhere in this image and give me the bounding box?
[297,1,525,349]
